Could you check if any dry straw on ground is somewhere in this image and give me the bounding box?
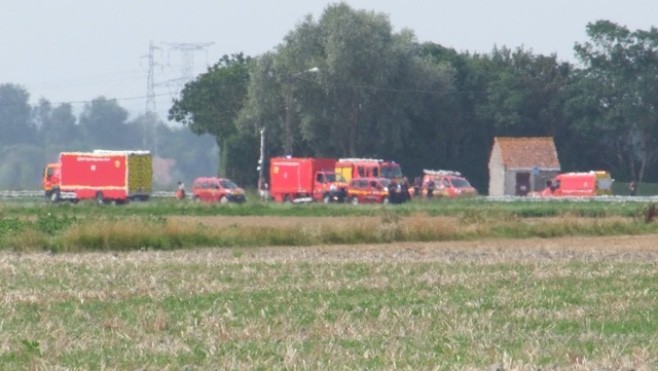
[2,231,658,369]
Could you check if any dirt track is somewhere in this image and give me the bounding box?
[6,233,657,266]
[192,234,658,264]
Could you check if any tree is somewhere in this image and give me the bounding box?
[0,144,44,189]
[128,111,163,153]
[36,99,79,148]
[574,20,658,182]
[78,96,130,149]
[483,47,571,137]
[0,83,36,146]
[411,44,492,192]
[240,3,445,164]
[169,53,251,177]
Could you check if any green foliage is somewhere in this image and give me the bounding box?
[0,217,25,238]
[0,199,657,252]
[78,96,132,149]
[0,144,44,189]
[0,83,36,146]
[35,213,78,235]
[573,20,658,182]
[169,53,251,177]
[20,339,41,356]
[7,11,658,192]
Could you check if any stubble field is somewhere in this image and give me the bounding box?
[2,210,658,369]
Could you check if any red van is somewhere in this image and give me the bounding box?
[541,171,613,197]
[410,170,478,198]
[192,177,246,203]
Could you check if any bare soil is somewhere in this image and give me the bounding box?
[6,233,658,266]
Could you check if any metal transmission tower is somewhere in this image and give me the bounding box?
[142,40,163,155]
[144,40,162,114]
[166,42,214,86]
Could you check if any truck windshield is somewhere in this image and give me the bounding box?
[381,165,402,179]
[451,178,471,188]
[324,173,346,183]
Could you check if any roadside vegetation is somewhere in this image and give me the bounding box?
[1,197,657,252]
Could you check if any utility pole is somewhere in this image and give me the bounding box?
[258,127,266,194]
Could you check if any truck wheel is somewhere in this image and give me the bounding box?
[284,195,292,204]
[219,196,229,204]
[96,192,105,205]
[351,197,359,205]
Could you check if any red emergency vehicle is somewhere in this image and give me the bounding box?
[540,171,613,197]
[335,158,403,183]
[42,150,152,204]
[410,170,478,198]
[191,177,246,203]
[346,177,391,205]
[269,157,347,203]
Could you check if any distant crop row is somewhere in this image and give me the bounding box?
[1,198,657,252]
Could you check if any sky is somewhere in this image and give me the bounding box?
[1,0,657,121]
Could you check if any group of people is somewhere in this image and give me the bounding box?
[387,180,410,204]
[412,176,437,199]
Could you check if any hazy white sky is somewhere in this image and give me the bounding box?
[1,0,656,120]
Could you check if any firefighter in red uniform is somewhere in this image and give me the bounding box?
[176,181,186,200]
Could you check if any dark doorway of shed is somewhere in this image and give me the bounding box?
[515,172,530,196]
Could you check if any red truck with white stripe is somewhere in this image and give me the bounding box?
[42,150,152,204]
[269,157,347,203]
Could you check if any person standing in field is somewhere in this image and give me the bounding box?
[628,181,637,196]
[426,179,435,199]
[176,181,186,200]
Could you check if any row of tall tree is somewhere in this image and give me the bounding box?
[0,86,217,189]
[171,4,658,192]
[3,4,657,192]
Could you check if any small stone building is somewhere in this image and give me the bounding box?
[488,137,561,196]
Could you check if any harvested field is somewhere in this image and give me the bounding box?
[2,234,658,369]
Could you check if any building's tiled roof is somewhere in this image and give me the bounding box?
[494,137,560,169]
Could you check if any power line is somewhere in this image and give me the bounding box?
[165,42,214,83]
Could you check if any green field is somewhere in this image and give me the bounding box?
[1,238,657,369]
[1,197,658,252]
[1,197,657,368]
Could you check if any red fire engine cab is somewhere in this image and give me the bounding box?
[335,158,403,183]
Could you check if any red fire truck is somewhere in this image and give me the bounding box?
[42,150,152,204]
[335,158,403,183]
[269,157,347,203]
